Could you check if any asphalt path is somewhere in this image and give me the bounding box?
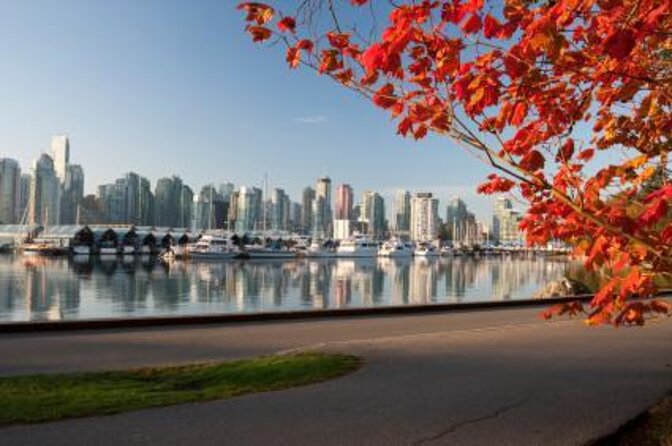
[1,306,671,445]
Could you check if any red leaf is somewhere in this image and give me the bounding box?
[556,139,574,162]
[577,148,594,162]
[510,102,527,126]
[483,15,502,39]
[360,43,387,73]
[246,25,272,42]
[373,83,398,109]
[277,16,296,33]
[286,47,300,68]
[639,199,668,226]
[296,39,314,51]
[520,150,545,171]
[603,29,636,60]
[461,14,482,35]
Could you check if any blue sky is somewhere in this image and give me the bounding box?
[0,0,498,222]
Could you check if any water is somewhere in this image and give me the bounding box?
[0,254,578,322]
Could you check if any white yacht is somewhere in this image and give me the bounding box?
[378,239,413,258]
[305,240,336,258]
[414,243,440,257]
[188,235,239,260]
[335,235,379,258]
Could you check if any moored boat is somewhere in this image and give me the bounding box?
[414,243,440,257]
[188,235,239,260]
[335,235,379,258]
[378,239,413,258]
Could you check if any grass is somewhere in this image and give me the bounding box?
[596,393,672,446]
[0,352,361,426]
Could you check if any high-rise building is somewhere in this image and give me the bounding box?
[97,172,153,225]
[395,190,411,233]
[0,158,21,224]
[60,164,84,224]
[51,135,70,184]
[410,192,439,242]
[235,186,263,233]
[270,188,289,231]
[19,174,31,222]
[154,176,188,227]
[446,197,481,244]
[290,202,302,232]
[301,187,315,234]
[138,177,154,226]
[218,183,235,201]
[195,185,228,231]
[493,196,523,245]
[28,154,61,225]
[312,196,326,238]
[333,184,354,240]
[361,191,386,237]
[315,177,332,237]
[228,190,239,230]
[335,184,353,220]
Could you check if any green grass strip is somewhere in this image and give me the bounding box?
[0,352,361,426]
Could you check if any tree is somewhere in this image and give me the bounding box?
[238,0,671,325]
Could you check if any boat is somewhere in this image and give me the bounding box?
[378,239,413,258]
[335,235,379,258]
[305,240,336,258]
[244,242,297,259]
[414,243,440,257]
[21,241,68,256]
[121,245,135,255]
[188,235,239,260]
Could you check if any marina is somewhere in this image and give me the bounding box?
[0,254,584,323]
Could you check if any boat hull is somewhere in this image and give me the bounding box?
[335,250,378,258]
[189,252,239,261]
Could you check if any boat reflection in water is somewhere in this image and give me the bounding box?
[0,255,581,322]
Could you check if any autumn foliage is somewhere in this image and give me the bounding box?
[238,0,672,325]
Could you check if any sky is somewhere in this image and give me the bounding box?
[0,0,499,222]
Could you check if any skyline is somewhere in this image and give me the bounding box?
[8,135,506,224]
[0,1,498,222]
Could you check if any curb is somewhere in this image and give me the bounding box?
[0,295,600,333]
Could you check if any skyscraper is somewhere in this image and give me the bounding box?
[0,158,21,224]
[270,188,289,231]
[315,177,332,237]
[335,184,353,220]
[154,176,187,227]
[301,187,315,234]
[51,135,70,184]
[28,154,61,225]
[333,184,354,240]
[312,196,326,238]
[394,190,411,233]
[195,185,227,231]
[179,185,194,228]
[19,174,31,222]
[493,196,523,245]
[60,165,84,224]
[410,192,439,242]
[361,191,386,237]
[235,186,262,233]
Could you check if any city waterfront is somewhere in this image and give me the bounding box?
[0,254,583,322]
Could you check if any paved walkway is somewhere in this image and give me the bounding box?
[1,306,671,445]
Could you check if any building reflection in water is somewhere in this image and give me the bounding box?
[0,254,578,322]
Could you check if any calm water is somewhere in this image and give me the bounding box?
[0,254,578,322]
